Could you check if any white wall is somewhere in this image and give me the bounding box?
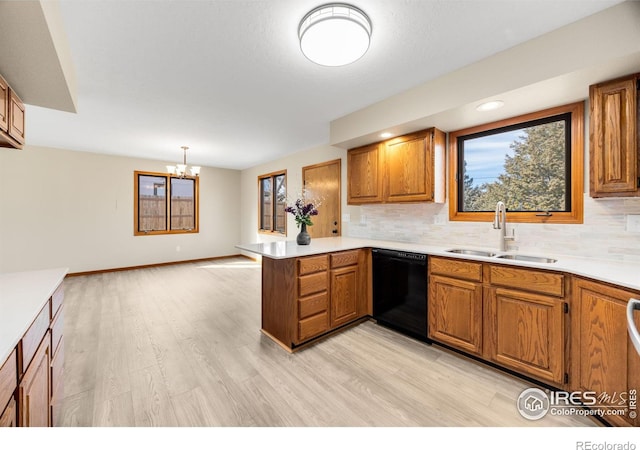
[0,145,241,273]
[239,144,359,253]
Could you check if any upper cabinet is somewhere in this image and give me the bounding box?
[589,73,639,197]
[347,128,445,205]
[0,73,26,150]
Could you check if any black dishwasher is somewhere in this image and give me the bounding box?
[372,248,430,343]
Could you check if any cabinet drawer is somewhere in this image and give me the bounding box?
[298,272,327,297]
[20,301,50,373]
[51,283,64,318]
[330,250,360,268]
[298,255,328,275]
[0,350,16,414]
[298,292,328,320]
[430,257,483,282]
[0,396,16,427]
[489,265,564,297]
[298,312,328,342]
[51,306,64,355]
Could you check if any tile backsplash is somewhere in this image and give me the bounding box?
[346,195,640,262]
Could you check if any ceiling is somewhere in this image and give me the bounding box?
[16,0,629,170]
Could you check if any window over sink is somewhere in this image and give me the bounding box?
[449,101,584,224]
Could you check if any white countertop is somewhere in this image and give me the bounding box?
[0,267,68,365]
[237,237,640,292]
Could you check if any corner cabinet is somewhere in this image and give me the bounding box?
[347,128,445,205]
[589,73,639,197]
[261,249,369,350]
[570,277,640,427]
[0,73,26,149]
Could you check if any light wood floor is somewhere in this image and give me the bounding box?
[59,256,595,427]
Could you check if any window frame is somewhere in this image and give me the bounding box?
[448,101,584,224]
[258,170,287,235]
[134,170,199,236]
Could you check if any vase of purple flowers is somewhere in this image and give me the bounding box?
[284,198,319,245]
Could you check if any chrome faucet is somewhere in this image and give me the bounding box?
[493,201,515,252]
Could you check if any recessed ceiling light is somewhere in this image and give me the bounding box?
[380,132,393,138]
[476,100,504,112]
[298,3,372,67]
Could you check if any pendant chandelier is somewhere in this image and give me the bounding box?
[298,3,372,67]
[166,146,200,178]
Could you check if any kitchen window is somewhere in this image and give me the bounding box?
[134,171,199,235]
[449,101,584,224]
[258,171,287,234]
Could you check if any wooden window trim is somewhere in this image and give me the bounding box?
[258,170,287,235]
[448,101,584,224]
[134,170,199,236]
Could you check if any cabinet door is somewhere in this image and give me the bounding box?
[385,131,433,203]
[589,75,638,197]
[486,287,564,385]
[0,75,8,133]
[330,265,359,328]
[347,143,383,204]
[19,332,51,427]
[0,397,16,427]
[8,89,25,145]
[428,275,483,355]
[571,278,640,427]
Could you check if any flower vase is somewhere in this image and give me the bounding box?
[296,222,311,245]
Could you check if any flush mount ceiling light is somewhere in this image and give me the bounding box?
[380,132,393,138]
[298,3,372,67]
[476,100,505,112]
[166,146,201,178]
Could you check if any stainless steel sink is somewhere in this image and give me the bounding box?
[496,254,557,263]
[446,249,496,257]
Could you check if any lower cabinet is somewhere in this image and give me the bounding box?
[428,257,568,388]
[485,287,564,385]
[570,277,640,427]
[428,274,483,355]
[19,331,51,427]
[262,249,368,350]
[0,397,16,427]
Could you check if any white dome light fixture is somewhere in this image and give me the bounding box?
[298,3,372,67]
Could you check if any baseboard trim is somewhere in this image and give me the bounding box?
[67,254,255,277]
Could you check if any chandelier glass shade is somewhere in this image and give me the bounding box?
[167,146,200,177]
[298,3,372,67]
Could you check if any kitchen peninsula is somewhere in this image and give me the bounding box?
[238,236,640,427]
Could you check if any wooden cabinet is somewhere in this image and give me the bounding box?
[0,349,17,428]
[570,278,640,427]
[0,278,65,428]
[0,73,25,149]
[19,331,51,427]
[261,250,368,350]
[347,128,445,204]
[589,73,639,197]
[347,143,384,204]
[485,287,565,385]
[428,257,567,386]
[428,258,483,355]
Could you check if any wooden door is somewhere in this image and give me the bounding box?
[302,159,341,238]
[8,90,25,145]
[486,287,564,385]
[330,265,359,328]
[571,278,640,427]
[347,143,383,204]
[428,275,483,355]
[0,397,16,427]
[385,130,434,203]
[589,75,638,197]
[19,332,51,427]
